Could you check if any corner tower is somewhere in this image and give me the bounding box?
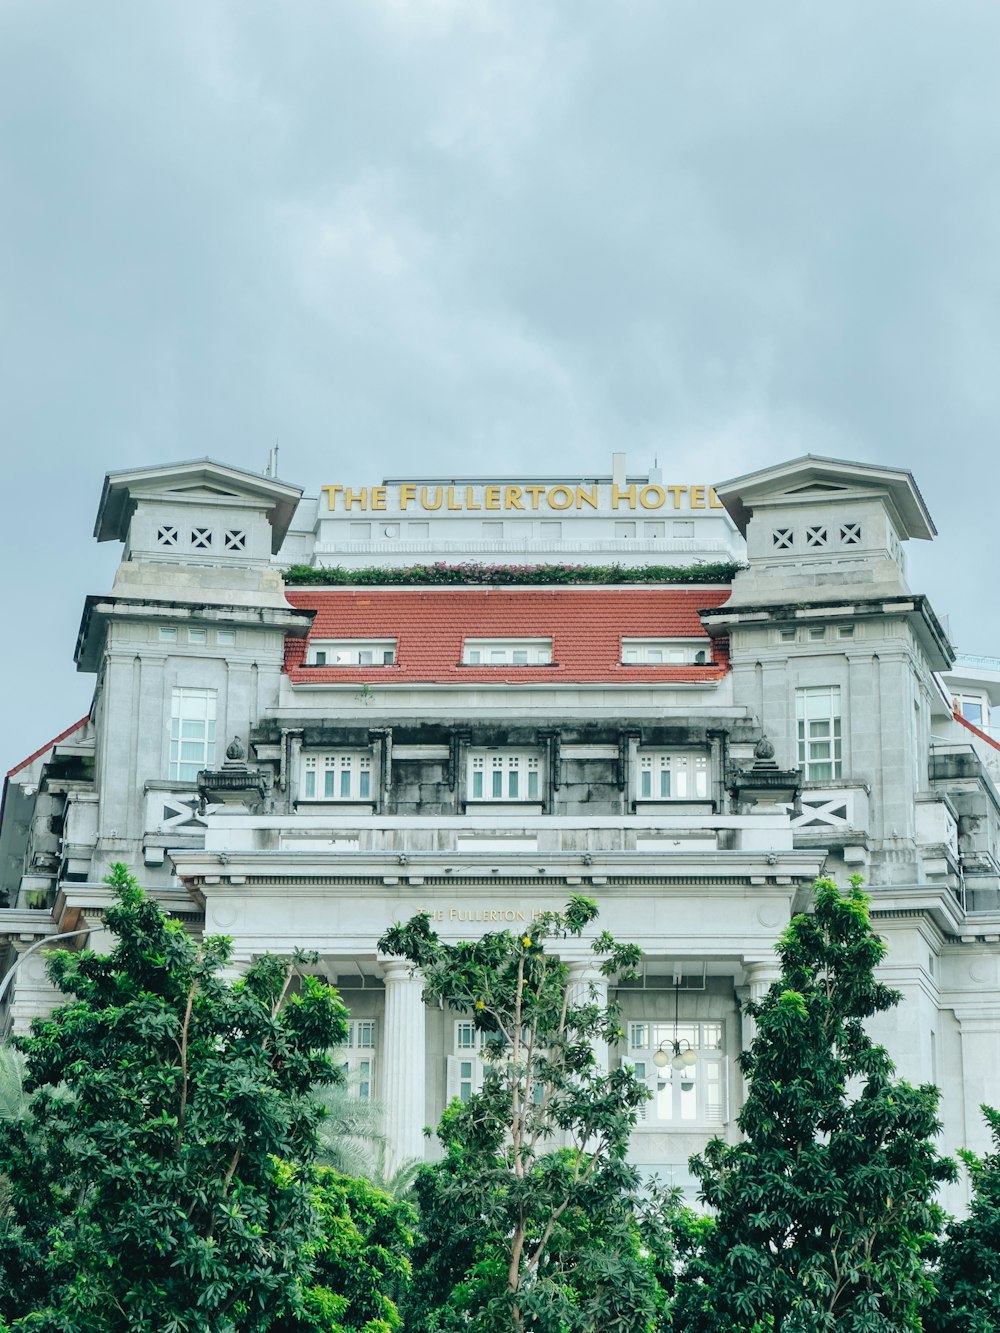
[702,455,955,890]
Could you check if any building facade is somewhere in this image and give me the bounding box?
[2,453,999,1211]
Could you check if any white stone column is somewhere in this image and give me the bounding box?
[567,959,609,1074]
[741,961,783,1050]
[2,936,66,1037]
[381,959,427,1171]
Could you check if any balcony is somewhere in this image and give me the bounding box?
[199,811,799,863]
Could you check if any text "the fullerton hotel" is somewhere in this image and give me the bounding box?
[320,482,726,513]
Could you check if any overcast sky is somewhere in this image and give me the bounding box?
[2,0,998,770]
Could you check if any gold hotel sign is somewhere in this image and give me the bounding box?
[320,482,725,513]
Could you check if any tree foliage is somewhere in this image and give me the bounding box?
[0,863,350,1332]
[277,1169,416,1333]
[673,877,956,1333]
[379,896,658,1333]
[927,1104,1000,1332]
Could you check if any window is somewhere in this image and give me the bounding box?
[301,752,373,801]
[447,1022,487,1102]
[468,751,542,802]
[805,526,828,548]
[643,520,665,538]
[157,524,178,547]
[779,629,796,643]
[217,630,236,646]
[158,627,178,642]
[191,528,213,549]
[840,522,862,545]
[796,686,843,781]
[481,521,504,538]
[168,688,217,782]
[637,752,710,800]
[463,640,551,666]
[772,528,794,549]
[308,640,396,666]
[621,639,708,665]
[188,628,208,644]
[956,694,987,727]
[838,624,855,639]
[614,521,637,539]
[223,529,246,551]
[340,1020,376,1100]
[807,626,826,642]
[626,1021,725,1125]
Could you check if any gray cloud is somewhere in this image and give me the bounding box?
[2,0,998,765]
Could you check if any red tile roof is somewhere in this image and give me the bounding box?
[6,715,91,779]
[284,587,731,685]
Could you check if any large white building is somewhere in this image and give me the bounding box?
[2,452,999,1211]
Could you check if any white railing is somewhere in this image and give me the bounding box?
[789,787,869,833]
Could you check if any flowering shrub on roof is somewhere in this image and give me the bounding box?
[282,560,742,587]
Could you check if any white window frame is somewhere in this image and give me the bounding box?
[468,750,543,803]
[308,640,396,667]
[340,1019,377,1100]
[636,751,710,801]
[463,639,552,666]
[621,639,709,666]
[956,693,988,728]
[796,685,843,781]
[626,1020,726,1127]
[168,688,217,783]
[301,751,374,802]
[447,1020,487,1103]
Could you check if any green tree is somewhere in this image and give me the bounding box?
[379,896,658,1333]
[0,1047,27,1122]
[672,877,955,1333]
[278,1168,416,1333]
[312,1081,387,1179]
[927,1104,1000,1332]
[0,863,349,1332]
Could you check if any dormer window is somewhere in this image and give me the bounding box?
[463,640,552,666]
[621,639,708,666]
[308,640,396,666]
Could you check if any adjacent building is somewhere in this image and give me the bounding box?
[2,452,999,1210]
